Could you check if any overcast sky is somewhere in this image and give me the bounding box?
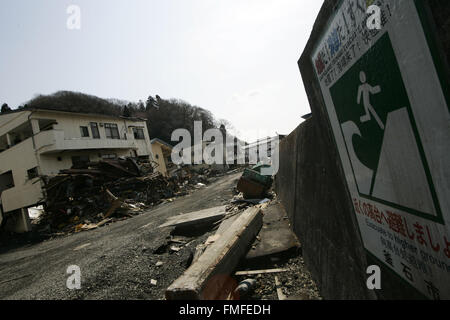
[0,0,323,142]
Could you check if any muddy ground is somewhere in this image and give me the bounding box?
[0,172,321,300]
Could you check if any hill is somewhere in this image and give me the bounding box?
[15,91,223,145]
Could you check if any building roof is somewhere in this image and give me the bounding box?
[243,135,282,149]
[0,107,147,122]
[150,138,173,149]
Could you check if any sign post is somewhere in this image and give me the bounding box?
[312,0,450,299]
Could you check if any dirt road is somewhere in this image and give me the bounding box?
[0,172,241,300]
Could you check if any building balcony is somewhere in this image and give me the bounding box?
[35,129,139,154]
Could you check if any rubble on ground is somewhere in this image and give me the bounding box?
[234,255,322,300]
[159,166,320,300]
[17,161,321,300]
[35,158,224,236]
[165,206,263,300]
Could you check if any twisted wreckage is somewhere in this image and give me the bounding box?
[36,158,210,234]
[3,151,306,300]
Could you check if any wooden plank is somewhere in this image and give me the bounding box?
[159,206,227,229]
[275,276,287,300]
[190,213,241,265]
[234,268,288,276]
[165,207,263,300]
[216,214,240,235]
[103,199,122,219]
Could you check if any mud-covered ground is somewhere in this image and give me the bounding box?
[0,172,321,300]
[235,254,322,300]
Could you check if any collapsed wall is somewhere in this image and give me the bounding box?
[276,0,450,299]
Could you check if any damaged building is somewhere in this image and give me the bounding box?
[150,138,175,177]
[0,108,154,233]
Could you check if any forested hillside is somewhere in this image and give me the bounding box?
[7,91,226,145]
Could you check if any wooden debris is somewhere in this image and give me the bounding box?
[275,276,287,300]
[192,244,206,265]
[95,218,112,228]
[165,207,263,300]
[205,234,220,246]
[190,213,241,265]
[39,157,201,233]
[103,197,123,219]
[73,243,91,251]
[191,235,221,265]
[234,268,288,276]
[214,212,240,234]
[159,206,227,229]
[170,239,188,245]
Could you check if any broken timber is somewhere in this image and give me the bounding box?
[234,268,288,276]
[165,207,263,300]
[159,206,227,229]
[103,189,123,219]
[275,276,287,300]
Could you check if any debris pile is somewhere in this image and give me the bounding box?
[165,206,264,300]
[37,159,211,234]
[236,165,273,199]
[158,181,312,300]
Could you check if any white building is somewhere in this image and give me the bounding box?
[150,138,174,176]
[0,108,153,232]
[242,135,285,166]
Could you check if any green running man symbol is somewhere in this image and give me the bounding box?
[357,71,385,130]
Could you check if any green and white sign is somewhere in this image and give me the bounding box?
[312,0,450,299]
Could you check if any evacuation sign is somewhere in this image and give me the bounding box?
[312,0,450,299]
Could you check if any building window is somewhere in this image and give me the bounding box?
[133,127,145,140]
[104,123,120,139]
[27,167,39,180]
[0,171,15,191]
[80,126,89,137]
[101,154,117,160]
[90,122,100,139]
[71,155,90,168]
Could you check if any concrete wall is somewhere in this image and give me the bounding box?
[276,117,377,299]
[0,111,32,137]
[277,115,425,299]
[0,138,42,213]
[428,0,450,70]
[275,0,450,299]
